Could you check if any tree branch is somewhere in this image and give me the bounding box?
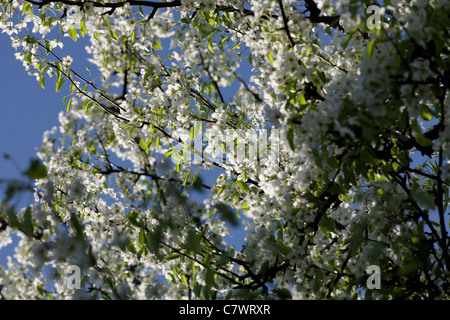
[276,0,295,47]
[25,0,181,10]
[304,0,344,32]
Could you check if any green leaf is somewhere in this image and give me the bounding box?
[185,229,201,254]
[183,172,191,186]
[66,98,72,111]
[147,225,163,255]
[415,134,433,147]
[37,283,44,295]
[24,52,32,64]
[70,214,85,240]
[236,180,249,193]
[68,24,78,42]
[399,259,424,276]
[222,12,232,28]
[242,170,247,183]
[39,73,45,89]
[273,288,292,300]
[420,105,434,121]
[267,50,274,64]
[165,253,182,260]
[317,70,327,83]
[138,6,144,17]
[342,26,358,49]
[287,125,295,151]
[208,16,215,27]
[367,242,385,264]
[139,229,147,245]
[127,211,139,227]
[22,207,33,238]
[180,17,190,24]
[214,202,238,227]
[208,40,214,54]
[55,77,65,92]
[319,215,335,234]
[260,260,270,278]
[232,41,241,50]
[109,29,119,41]
[143,66,155,82]
[83,99,94,112]
[5,207,21,229]
[199,24,211,38]
[181,273,189,287]
[298,94,308,106]
[23,159,47,179]
[22,2,31,16]
[218,35,230,51]
[152,39,163,50]
[410,189,435,209]
[217,184,226,196]
[24,35,38,45]
[203,268,215,299]
[367,38,376,58]
[44,40,51,54]
[79,20,88,37]
[139,138,149,154]
[126,240,137,254]
[349,220,367,255]
[55,62,62,80]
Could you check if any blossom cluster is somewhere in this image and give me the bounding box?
[0,0,449,299]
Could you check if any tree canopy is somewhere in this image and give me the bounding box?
[0,0,449,299]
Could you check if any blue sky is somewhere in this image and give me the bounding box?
[0,35,62,181]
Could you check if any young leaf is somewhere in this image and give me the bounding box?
[267,50,274,64]
[273,288,292,300]
[410,189,435,209]
[214,202,238,227]
[23,159,47,179]
[183,172,191,186]
[66,97,72,111]
[5,207,21,230]
[242,170,247,183]
[298,94,308,106]
[185,229,201,253]
[109,29,119,41]
[39,73,45,89]
[232,41,241,50]
[237,180,249,193]
[147,225,163,255]
[152,39,163,50]
[68,24,78,42]
[208,40,214,54]
[79,20,88,37]
[415,134,433,147]
[218,35,230,51]
[22,207,33,238]
[349,220,367,256]
[139,137,149,154]
[55,77,65,92]
[287,125,295,151]
[367,38,376,58]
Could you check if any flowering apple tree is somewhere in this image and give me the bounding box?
[0,0,449,299]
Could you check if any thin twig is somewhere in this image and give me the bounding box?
[276,0,295,48]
